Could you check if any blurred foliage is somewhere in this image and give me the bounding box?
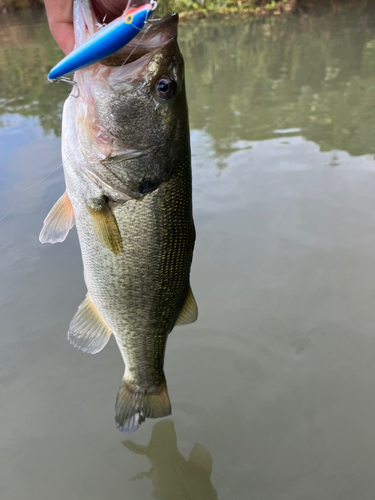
[1,3,375,159]
[158,0,260,13]
[157,0,292,18]
[0,0,43,12]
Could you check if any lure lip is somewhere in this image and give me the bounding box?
[48,2,157,82]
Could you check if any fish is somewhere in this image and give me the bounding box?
[124,420,218,500]
[39,0,197,434]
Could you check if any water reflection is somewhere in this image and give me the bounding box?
[181,4,375,159]
[123,420,218,500]
[0,10,68,136]
[3,6,375,159]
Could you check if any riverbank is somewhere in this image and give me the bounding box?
[160,0,370,19]
[0,0,369,18]
[0,0,294,15]
[157,0,297,20]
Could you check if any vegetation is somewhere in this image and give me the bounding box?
[0,0,367,16]
[0,0,286,14]
[0,0,43,12]
[157,0,295,19]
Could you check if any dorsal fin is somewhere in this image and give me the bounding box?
[39,191,75,244]
[176,287,198,326]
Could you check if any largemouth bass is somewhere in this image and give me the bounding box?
[40,0,197,434]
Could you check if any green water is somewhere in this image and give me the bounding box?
[2,4,375,499]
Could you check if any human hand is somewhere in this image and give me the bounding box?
[44,0,143,55]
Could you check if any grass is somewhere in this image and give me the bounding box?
[0,0,295,17]
[157,0,295,19]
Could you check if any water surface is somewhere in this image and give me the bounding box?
[2,5,375,499]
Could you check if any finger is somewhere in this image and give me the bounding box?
[45,0,75,55]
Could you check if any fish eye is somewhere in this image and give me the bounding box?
[155,75,175,99]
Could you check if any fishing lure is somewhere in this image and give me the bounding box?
[48,1,157,82]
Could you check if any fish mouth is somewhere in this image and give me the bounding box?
[100,12,179,67]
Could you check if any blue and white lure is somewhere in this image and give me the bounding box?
[48,1,157,82]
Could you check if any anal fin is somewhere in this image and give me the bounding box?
[176,287,198,326]
[39,191,74,244]
[68,293,112,354]
[86,198,122,254]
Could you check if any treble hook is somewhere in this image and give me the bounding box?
[96,13,107,29]
[47,76,80,98]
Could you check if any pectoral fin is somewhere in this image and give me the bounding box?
[39,191,74,244]
[86,199,122,254]
[68,293,112,354]
[176,287,198,326]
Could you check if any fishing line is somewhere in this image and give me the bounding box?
[122,20,152,67]
[0,143,79,222]
[121,26,149,67]
[121,1,158,67]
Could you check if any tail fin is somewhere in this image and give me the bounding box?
[115,378,171,434]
